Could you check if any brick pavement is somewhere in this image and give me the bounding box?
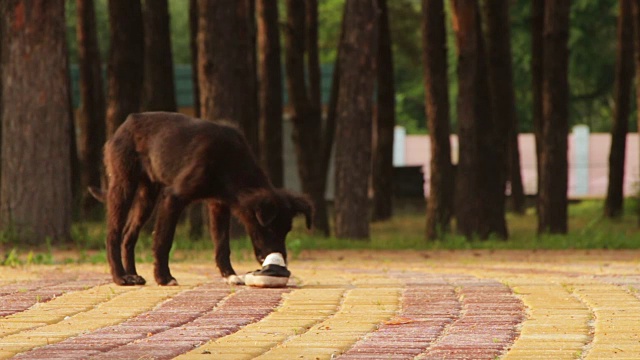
[1,250,640,359]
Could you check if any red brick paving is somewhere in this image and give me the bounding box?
[3,250,639,359]
[0,277,109,317]
[338,273,524,360]
[13,284,289,360]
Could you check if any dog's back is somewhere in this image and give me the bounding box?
[105,112,266,198]
[115,112,244,151]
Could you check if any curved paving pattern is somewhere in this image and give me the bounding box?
[0,250,639,359]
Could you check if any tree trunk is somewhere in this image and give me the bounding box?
[334,0,378,239]
[476,2,507,239]
[189,0,200,118]
[198,0,257,238]
[423,0,454,240]
[306,0,322,113]
[532,0,544,201]
[141,0,177,112]
[257,0,284,187]
[538,0,571,234]
[0,0,72,243]
[77,0,106,218]
[451,0,504,239]
[247,0,259,156]
[284,0,330,236]
[482,0,525,216]
[633,0,640,226]
[106,0,143,137]
[187,0,203,239]
[605,0,634,218]
[508,125,526,214]
[451,0,480,238]
[197,0,256,144]
[371,0,396,222]
[66,51,80,213]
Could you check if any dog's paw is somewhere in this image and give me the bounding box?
[125,274,146,285]
[156,276,178,286]
[163,278,179,286]
[225,274,245,285]
[114,274,146,286]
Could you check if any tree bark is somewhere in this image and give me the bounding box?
[532,0,544,201]
[334,0,378,239]
[423,0,454,240]
[257,0,284,188]
[633,0,640,225]
[247,0,259,156]
[451,0,505,239]
[198,0,258,238]
[450,0,507,239]
[0,0,72,243]
[77,0,106,218]
[508,124,526,213]
[476,1,507,239]
[605,0,634,218]
[306,0,322,113]
[197,0,257,146]
[189,0,200,118]
[141,0,177,112]
[106,0,143,137]
[451,0,481,238]
[538,0,571,234]
[284,0,330,235]
[371,0,396,222]
[482,0,525,215]
[187,0,203,239]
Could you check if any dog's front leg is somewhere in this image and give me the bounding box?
[207,201,243,285]
[152,191,186,286]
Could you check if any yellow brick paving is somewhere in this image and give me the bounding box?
[0,284,135,338]
[0,271,206,359]
[2,252,640,359]
[499,277,592,360]
[176,271,401,360]
[0,286,189,359]
[574,280,640,359]
[437,263,640,360]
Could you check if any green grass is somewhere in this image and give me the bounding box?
[1,199,640,266]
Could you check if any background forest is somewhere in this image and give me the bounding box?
[64,0,632,134]
[1,0,639,261]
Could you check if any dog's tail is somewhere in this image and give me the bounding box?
[88,186,106,203]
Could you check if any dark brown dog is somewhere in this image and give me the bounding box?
[90,112,312,286]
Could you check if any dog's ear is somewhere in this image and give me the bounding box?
[255,198,278,227]
[289,193,314,230]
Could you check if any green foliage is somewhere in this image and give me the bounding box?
[64,0,629,134]
[2,200,640,266]
[65,0,192,65]
[510,0,631,133]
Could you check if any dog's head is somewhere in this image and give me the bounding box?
[236,189,313,264]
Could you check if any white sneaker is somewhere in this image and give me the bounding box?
[244,253,290,288]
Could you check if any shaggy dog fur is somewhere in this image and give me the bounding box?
[91,112,312,286]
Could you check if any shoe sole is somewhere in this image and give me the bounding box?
[244,274,289,288]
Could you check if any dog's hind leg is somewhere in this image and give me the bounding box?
[207,201,243,285]
[121,178,160,285]
[104,135,143,286]
[152,189,187,285]
[105,175,139,285]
